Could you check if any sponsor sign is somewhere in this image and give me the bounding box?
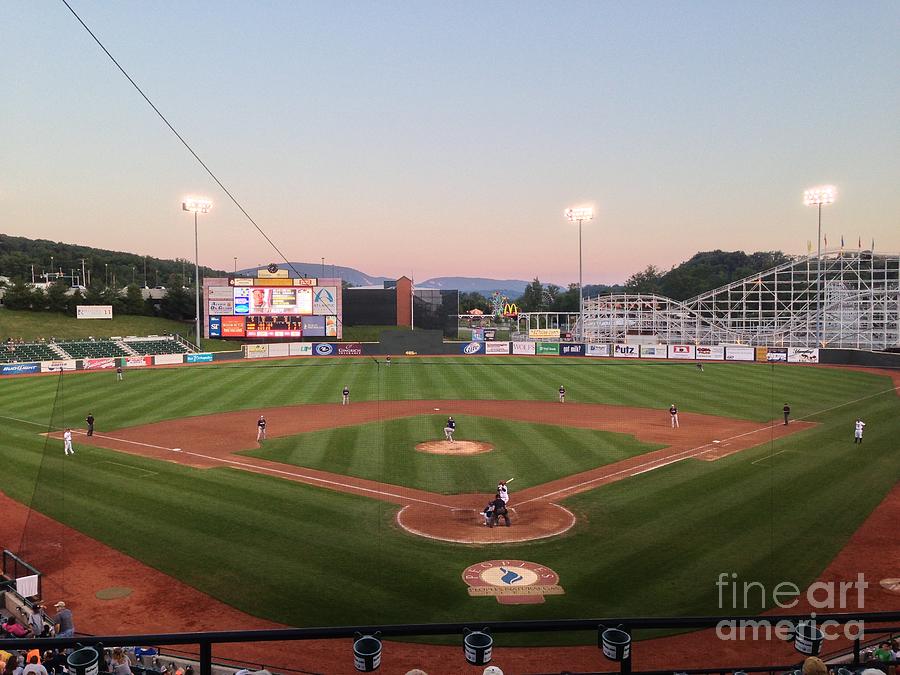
[726,346,755,361]
[696,345,725,360]
[462,341,485,355]
[268,344,290,357]
[246,314,304,338]
[154,353,183,365]
[788,347,819,364]
[40,359,77,372]
[208,300,234,315]
[207,286,233,300]
[221,316,246,337]
[1,363,40,375]
[337,343,364,356]
[639,344,667,359]
[536,342,560,355]
[755,346,769,362]
[84,357,116,370]
[613,344,639,358]
[325,315,338,337]
[312,287,338,315]
[586,343,610,357]
[77,305,113,319]
[483,328,497,341]
[502,303,518,318]
[511,341,536,355]
[288,342,313,356]
[301,315,326,337]
[462,560,564,605]
[294,278,317,286]
[125,356,151,367]
[314,342,335,356]
[244,345,269,359]
[208,315,222,338]
[766,347,788,362]
[230,277,255,286]
[529,328,561,339]
[472,328,485,341]
[667,344,696,360]
[485,341,510,355]
[559,343,585,356]
[186,353,213,363]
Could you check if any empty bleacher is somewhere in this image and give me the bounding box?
[124,338,190,356]
[55,340,129,359]
[0,343,59,364]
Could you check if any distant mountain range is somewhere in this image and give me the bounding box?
[240,264,531,296]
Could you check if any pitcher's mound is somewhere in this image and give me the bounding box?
[415,440,493,455]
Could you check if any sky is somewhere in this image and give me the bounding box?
[2,1,899,285]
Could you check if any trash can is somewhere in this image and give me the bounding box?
[67,647,100,675]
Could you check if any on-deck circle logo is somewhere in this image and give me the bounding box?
[315,343,334,356]
[462,560,564,605]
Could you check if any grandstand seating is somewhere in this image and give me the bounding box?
[0,343,59,363]
[56,340,129,359]
[124,339,189,355]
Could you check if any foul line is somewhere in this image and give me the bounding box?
[750,449,797,466]
[0,415,54,428]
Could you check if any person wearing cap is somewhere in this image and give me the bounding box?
[52,602,74,638]
[801,657,826,675]
[483,667,504,675]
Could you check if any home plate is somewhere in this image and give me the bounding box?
[433,408,440,411]
[172,448,182,452]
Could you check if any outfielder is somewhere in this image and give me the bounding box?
[444,416,456,442]
[558,385,566,403]
[63,429,74,456]
[342,386,350,405]
[256,415,267,442]
[669,403,679,429]
[854,418,866,444]
[116,365,124,382]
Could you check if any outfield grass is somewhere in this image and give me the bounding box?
[0,358,897,641]
[243,415,663,493]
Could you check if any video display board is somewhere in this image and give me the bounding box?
[234,287,313,316]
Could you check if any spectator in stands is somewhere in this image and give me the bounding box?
[28,606,45,637]
[1,617,28,638]
[801,657,826,675]
[483,668,504,675]
[41,651,64,675]
[2,653,20,675]
[893,638,900,659]
[21,656,47,675]
[110,649,132,675]
[51,602,74,638]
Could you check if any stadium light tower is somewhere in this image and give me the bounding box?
[182,196,213,347]
[803,186,836,346]
[564,206,594,340]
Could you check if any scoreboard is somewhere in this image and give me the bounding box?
[203,276,341,339]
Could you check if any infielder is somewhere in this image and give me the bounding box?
[444,416,456,442]
[669,403,679,429]
[783,403,791,426]
[558,385,566,403]
[854,418,866,444]
[63,429,74,456]
[342,386,350,405]
[256,415,267,442]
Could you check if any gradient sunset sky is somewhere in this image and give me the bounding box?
[3,1,898,284]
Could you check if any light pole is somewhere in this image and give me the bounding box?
[233,257,238,275]
[564,206,594,340]
[321,257,325,278]
[182,196,213,347]
[803,186,836,346]
[104,263,108,287]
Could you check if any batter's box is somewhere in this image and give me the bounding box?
[451,508,477,523]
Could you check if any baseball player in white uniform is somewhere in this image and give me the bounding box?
[63,429,74,455]
[854,418,866,444]
[558,385,566,403]
[342,386,350,405]
[669,404,679,429]
[256,415,267,442]
[497,480,510,505]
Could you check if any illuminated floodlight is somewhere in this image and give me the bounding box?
[803,186,836,207]
[182,197,213,213]
[564,206,594,222]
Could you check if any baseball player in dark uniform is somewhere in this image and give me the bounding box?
[256,415,267,442]
[342,386,350,405]
[85,413,95,437]
[783,403,791,425]
[116,365,124,381]
[669,403,679,428]
[558,385,566,403]
[444,416,456,442]
[489,493,510,527]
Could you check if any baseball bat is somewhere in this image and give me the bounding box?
[506,477,515,483]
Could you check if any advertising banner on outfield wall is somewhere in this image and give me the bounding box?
[725,346,755,361]
[208,316,222,337]
[788,347,819,363]
[301,315,326,337]
[639,345,667,359]
[125,356,151,367]
[536,342,560,355]
[244,345,269,359]
[529,328,561,339]
[40,360,77,372]
[154,353,184,365]
[337,343,364,356]
[267,344,290,357]
[696,345,725,360]
[559,343,585,356]
[512,341,536,355]
[485,341,510,355]
[586,344,610,357]
[313,343,336,356]
[755,347,769,362]
[1,363,39,375]
[289,342,313,356]
[668,344,695,359]
[613,344,639,358]
[766,347,788,362]
[186,353,214,363]
[461,341,485,355]
[84,357,116,370]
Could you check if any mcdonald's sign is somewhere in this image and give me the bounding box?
[502,303,519,318]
